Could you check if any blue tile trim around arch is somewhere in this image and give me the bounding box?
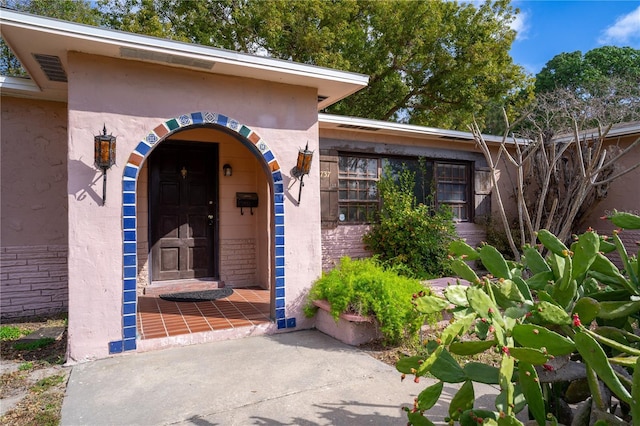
[109,112,292,354]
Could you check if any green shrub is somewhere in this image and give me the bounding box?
[363,168,457,279]
[304,257,434,345]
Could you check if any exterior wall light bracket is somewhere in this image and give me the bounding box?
[94,124,116,205]
[291,142,313,205]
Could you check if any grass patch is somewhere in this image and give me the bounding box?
[0,326,28,341]
[31,374,66,393]
[18,362,34,371]
[3,388,65,426]
[0,315,68,426]
[13,338,55,351]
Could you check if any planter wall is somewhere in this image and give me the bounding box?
[313,299,383,346]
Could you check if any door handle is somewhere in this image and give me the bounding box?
[208,215,214,225]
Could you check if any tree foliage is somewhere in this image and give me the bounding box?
[535,46,640,98]
[5,0,525,131]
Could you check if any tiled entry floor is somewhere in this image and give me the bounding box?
[137,287,271,340]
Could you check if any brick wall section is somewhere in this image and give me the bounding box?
[321,225,372,272]
[220,239,257,287]
[455,222,487,249]
[1,245,68,319]
[321,222,487,272]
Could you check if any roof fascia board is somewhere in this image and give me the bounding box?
[319,113,509,145]
[607,123,640,138]
[552,122,640,144]
[0,10,369,87]
[0,75,41,92]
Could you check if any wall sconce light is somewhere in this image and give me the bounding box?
[94,124,116,205]
[292,142,313,204]
[223,163,232,177]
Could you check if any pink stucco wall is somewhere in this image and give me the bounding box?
[65,52,321,361]
[580,133,640,256]
[1,97,69,319]
[1,97,68,246]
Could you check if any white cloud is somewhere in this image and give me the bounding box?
[510,10,530,41]
[599,5,640,45]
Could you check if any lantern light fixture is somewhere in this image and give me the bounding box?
[292,142,314,204]
[223,163,232,176]
[94,124,116,205]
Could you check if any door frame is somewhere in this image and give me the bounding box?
[148,140,220,282]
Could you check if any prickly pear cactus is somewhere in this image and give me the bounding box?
[398,211,640,426]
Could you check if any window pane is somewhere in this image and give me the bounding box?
[436,165,468,201]
[436,163,469,221]
[340,156,378,178]
[438,183,467,202]
[444,204,468,221]
[383,158,434,205]
[338,155,380,223]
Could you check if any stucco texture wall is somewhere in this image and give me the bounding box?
[581,134,640,257]
[1,97,68,246]
[65,52,321,361]
[1,97,69,319]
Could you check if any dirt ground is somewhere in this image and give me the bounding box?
[0,316,69,426]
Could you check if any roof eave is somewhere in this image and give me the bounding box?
[0,9,369,108]
[319,113,509,145]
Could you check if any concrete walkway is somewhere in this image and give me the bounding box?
[61,330,498,425]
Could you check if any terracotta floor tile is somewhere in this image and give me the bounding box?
[209,321,233,329]
[140,314,164,322]
[185,319,211,328]
[137,288,272,340]
[140,324,167,331]
[188,324,214,333]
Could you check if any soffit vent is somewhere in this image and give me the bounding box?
[120,47,215,70]
[440,135,471,142]
[33,54,67,82]
[337,124,380,131]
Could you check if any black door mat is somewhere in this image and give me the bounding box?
[159,288,234,302]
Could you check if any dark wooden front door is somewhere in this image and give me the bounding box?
[150,142,218,281]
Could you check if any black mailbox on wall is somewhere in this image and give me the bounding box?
[236,192,258,215]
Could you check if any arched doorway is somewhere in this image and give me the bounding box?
[109,112,290,354]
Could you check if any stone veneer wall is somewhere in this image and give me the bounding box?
[1,245,68,319]
[455,222,486,249]
[220,239,258,287]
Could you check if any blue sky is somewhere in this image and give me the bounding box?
[508,1,640,75]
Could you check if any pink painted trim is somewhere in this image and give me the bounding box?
[312,299,375,323]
